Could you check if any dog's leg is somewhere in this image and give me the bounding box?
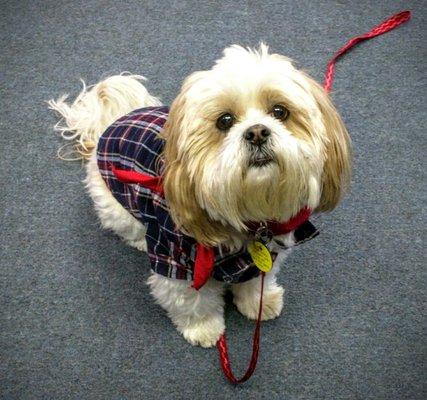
[85,154,148,251]
[147,273,225,348]
[231,251,289,321]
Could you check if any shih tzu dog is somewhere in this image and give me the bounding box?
[49,44,351,348]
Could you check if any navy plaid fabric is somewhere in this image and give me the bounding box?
[97,106,318,284]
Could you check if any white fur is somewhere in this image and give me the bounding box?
[232,257,286,321]
[147,273,226,347]
[148,249,290,347]
[48,74,161,159]
[48,46,332,347]
[85,153,148,251]
[173,45,326,231]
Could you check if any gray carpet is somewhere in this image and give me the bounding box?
[1,1,425,399]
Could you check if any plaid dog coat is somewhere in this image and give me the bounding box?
[97,106,318,286]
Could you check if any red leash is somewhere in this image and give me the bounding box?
[323,10,411,93]
[217,10,411,385]
[217,272,265,384]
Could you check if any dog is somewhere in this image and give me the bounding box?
[49,44,351,348]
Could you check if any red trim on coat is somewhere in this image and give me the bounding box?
[111,165,311,289]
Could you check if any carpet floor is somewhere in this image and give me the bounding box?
[1,1,425,399]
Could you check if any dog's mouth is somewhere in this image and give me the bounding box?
[249,156,274,167]
[248,150,275,167]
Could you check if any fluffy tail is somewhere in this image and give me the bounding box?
[48,74,161,160]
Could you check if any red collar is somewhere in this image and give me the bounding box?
[111,166,311,289]
[193,207,311,289]
[245,207,312,236]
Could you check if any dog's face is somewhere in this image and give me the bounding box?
[162,45,351,246]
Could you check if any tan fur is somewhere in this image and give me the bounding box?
[161,88,241,247]
[306,75,352,212]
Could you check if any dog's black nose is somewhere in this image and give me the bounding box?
[244,124,271,145]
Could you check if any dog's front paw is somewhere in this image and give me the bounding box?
[126,238,147,251]
[179,315,225,348]
[234,285,284,321]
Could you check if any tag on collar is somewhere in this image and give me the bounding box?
[248,241,273,272]
[255,224,273,245]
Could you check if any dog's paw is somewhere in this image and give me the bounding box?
[234,285,284,321]
[126,238,147,252]
[179,315,225,348]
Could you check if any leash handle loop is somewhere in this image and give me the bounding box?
[323,10,411,93]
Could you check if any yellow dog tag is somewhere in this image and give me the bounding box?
[248,241,273,272]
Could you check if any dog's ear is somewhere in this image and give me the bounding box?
[160,79,231,246]
[306,75,352,212]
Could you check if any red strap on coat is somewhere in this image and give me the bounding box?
[193,244,216,290]
[111,166,311,290]
[111,165,164,195]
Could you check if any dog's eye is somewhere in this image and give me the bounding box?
[271,104,290,121]
[216,113,234,131]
